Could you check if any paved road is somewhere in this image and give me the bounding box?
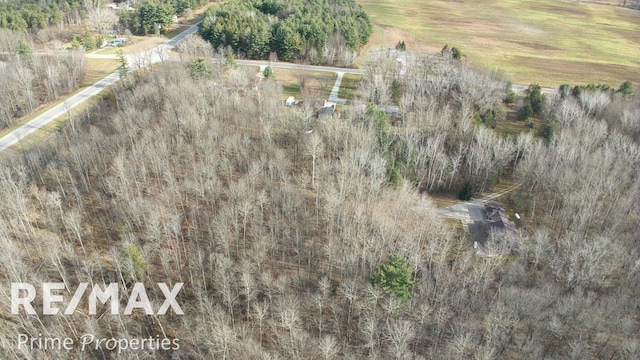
[236,60,367,76]
[0,71,121,153]
[0,23,201,153]
[0,22,556,153]
[512,84,556,96]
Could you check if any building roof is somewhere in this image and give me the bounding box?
[484,204,517,236]
[318,106,335,116]
[285,97,296,106]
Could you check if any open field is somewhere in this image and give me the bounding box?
[274,69,336,100]
[358,0,640,87]
[95,35,166,55]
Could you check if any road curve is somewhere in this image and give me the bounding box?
[0,24,557,153]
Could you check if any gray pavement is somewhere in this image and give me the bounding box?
[436,200,487,245]
[328,72,347,104]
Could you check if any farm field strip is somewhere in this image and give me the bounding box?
[358,0,640,86]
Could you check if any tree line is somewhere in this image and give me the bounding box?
[0,46,637,358]
[119,0,209,36]
[198,0,372,64]
[0,0,85,32]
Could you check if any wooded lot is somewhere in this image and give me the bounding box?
[0,53,638,358]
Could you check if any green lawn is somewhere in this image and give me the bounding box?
[493,105,543,138]
[358,0,640,87]
[338,74,363,100]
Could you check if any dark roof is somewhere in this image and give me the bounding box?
[318,106,335,116]
[484,204,517,236]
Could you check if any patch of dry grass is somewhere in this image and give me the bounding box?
[493,105,543,138]
[338,74,363,100]
[95,35,166,55]
[273,69,336,100]
[83,58,119,86]
[429,191,460,208]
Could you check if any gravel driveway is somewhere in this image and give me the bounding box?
[436,200,487,245]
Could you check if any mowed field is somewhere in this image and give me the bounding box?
[358,0,640,87]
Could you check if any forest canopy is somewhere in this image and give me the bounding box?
[119,0,209,35]
[0,48,638,359]
[198,0,372,63]
[0,0,86,32]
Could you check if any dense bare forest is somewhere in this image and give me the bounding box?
[0,51,638,359]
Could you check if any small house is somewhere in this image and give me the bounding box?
[285,96,295,106]
[484,204,517,237]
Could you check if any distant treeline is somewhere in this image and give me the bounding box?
[199,0,372,63]
[0,0,85,31]
[119,0,210,35]
[0,0,210,34]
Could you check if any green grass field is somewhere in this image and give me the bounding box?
[358,0,640,87]
[275,69,336,100]
[338,74,363,100]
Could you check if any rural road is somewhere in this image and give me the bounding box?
[235,60,366,76]
[0,23,555,153]
[0,71,120,153]
[0,23,201,153]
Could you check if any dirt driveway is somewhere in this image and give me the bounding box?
[435,183,521,246]
[436,200,487,245]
